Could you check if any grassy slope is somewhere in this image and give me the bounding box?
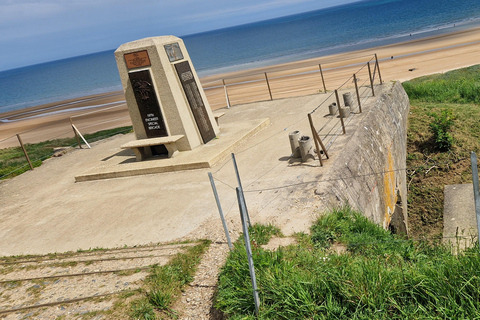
[403,65,480,238]
[215,209,480,319]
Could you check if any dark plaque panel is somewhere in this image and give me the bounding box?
[128,70,168,138]
[174,61,216,143]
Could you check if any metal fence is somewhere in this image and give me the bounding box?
[307,54,382,166]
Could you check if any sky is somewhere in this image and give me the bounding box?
[0,0,359,71]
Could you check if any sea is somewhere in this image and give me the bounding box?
[1,0,480,115]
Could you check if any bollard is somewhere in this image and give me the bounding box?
[289,131,302,158]
[339,106,351,118]
[328,102,337,116]
[343,92,354,107]
[298,135,315,162]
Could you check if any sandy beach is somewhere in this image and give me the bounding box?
[1,26,479,148]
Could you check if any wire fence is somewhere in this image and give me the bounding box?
[307,54,382,166]
[0,97,132,179]
[202,53,382,109]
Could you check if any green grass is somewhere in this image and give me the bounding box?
[402,65,480,104]
[130,240,211,319]
[214,207,480,319]
[0,126,132,179]
[402,66,480,238]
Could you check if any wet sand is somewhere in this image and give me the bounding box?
[1,26,480,148]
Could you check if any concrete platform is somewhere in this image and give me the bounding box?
[443,184,478,250]
[75,118,270,182]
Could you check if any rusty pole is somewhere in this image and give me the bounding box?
[70,117,83,149]
[367,62,375,97]
[353,74,362,113]
[308,113,323,166]
[335,90,346,134]
[375,54,383,85]
[16,134,34,170]
[319,64,327,93]
[264,72,273,100]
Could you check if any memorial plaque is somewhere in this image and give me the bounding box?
[124,50,151,69]
[175,61,216,143]
[128,70,168,138]
[165,43,184,62]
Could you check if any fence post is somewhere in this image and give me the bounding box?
[308,113,329,166]
[353,74,362,113]
[264,72,273,100]
[319,64,327,93]
[335,90,346,134]
[471,152,480,250]
[232,153,251,227]
[208,173,233,250]
[16,134,34,171]
[367,62,375,97]
[236,187,260,315]
[375,54,383,85]
[70,117,83,149]
[222,79,231,109]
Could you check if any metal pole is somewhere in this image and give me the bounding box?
[353,74,362,113]
[367,62,375,97]
[375,54,383,85]
[222,79,231,109]
[471,152,480,250]
[208,172,233,250]
[232,153,251,226]
[16,134,34,171]
[308,113,323,167]
[237,188,260,315]
[264,72,273,101]
[335,90,346,134]
[70,117,83,149]
[319,64,327,92]
[71,124,91,149]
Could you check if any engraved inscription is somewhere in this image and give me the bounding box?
[129,70,167,138]
[181,71,193,82]
[124,50,151,69]
[174,61,216,143]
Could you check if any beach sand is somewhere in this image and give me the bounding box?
[1,26,479,148]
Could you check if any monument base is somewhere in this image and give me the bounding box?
[75,118,270,182]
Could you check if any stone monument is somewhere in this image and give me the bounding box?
[115,36,219,160]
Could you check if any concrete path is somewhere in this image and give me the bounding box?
[0,89,376,256]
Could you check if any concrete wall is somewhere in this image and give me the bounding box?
[319,81,410,233]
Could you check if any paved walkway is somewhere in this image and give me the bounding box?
[0,89,376,256]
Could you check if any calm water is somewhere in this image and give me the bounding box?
[1,0,480,115]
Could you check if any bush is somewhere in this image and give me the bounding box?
[428,109,455,151]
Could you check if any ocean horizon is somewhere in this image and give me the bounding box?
[1,0,480,115]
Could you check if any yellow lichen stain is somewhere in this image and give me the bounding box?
[383,147,397,229]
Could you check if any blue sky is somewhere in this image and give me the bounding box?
[0,0,358,71]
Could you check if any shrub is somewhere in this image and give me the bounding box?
[428,109,455,151]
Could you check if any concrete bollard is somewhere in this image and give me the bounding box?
[343,92,354,107]
[289,131,302,158]
[339,106,351,118]
[328,102,337,115]
[298,135,315,162]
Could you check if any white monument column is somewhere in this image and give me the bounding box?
[115,36,219,153]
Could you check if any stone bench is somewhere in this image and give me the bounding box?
[214,112,225,125]
[121,135,184,161]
